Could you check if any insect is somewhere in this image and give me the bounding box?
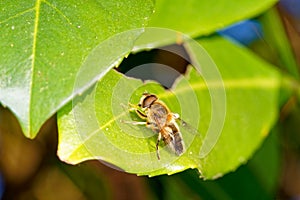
[126,93,185,160]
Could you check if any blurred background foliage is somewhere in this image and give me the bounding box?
[1,0,300,199]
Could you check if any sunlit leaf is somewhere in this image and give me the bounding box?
[0,0,154,138]
[149,0,278,37]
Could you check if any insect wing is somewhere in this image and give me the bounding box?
[176,117,201,137]
[170,129,185,156]
[161,122,185,156]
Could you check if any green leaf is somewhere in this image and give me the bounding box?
[57,36,280,178]
[0,0,154,138]
[149,0,278,37]
[193,36,280,178]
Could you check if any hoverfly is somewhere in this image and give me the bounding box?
[125,93,185,160]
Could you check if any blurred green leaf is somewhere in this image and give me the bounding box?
[248,128,280,195]
[149,0,278,37]
[57,36,280,178]
[0,0,154,138]
[259,8,299,79]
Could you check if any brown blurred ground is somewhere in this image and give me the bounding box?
[0,107,152,200]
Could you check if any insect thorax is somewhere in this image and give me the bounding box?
[148,103,169,124]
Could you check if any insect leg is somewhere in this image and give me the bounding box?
[156,132,162,160]
[120,120,148,126]
[120,103,137,113]
[135,109,147,119]
[120,102,144,114]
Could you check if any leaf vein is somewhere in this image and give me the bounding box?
[0,7,35,25]
[43,0,73,25]
[28,0,42,136]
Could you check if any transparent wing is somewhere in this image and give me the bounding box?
[173,113,201,137]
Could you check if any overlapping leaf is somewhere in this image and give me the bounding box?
[0,0,154,138]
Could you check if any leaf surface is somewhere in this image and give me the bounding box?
[58,36,280,178]
[0,0,154,138]
[149,0,278,37]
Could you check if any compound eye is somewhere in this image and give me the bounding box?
[141,94,157,108]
